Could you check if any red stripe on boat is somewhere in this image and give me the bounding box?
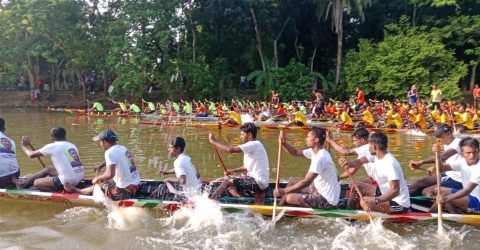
[118,200,135,207]
[52,193,80,198]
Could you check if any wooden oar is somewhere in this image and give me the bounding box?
[213,146,228,173]
[272,132,282,221]
[28,143,46,168]
[346,169,374,222]
[434,139,444,235]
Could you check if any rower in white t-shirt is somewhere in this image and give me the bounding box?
[0,118,20,188]
[427,137,480,214]
[339,132,411,213]
[209,122,269,204]
[16,127,84,191]
[409,124,463,195]
[274,127,340,209]
[65,130,141,201]
[326,127,372,180]
[152,137,201,200]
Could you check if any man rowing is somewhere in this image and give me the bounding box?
[15,127,84,191]
[326,128,372,180]
[65,130,141,200]
[338,132,410,213]
[112,99,128,114]
[409,124,463,195]
[0,118,20,188]
[90,101,104,112]
[221,106,241,125]
[151,137,201,200]
[142,99,156,114]
[274,127,340,209]
[428,138,480,214]
[287,106,307,127]
[208,122,269,204]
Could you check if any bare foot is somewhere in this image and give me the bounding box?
[64,183,80,193]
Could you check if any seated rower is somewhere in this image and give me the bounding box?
[127,101,141,114]
[338,132,411,213]
[429,138,480,214]
[274,128,340,209]
[384,108,403,129]
[65,130,141,200]
[90,101,104,113]
[15,127,84,191]
[142,99,156,114]
[338,106,354,130]
[0,118,20,188]
[326,128,373,182]
[221,106,241,125]
[208,122,269,204]
[357,106,375,128]
[410,107,427,129]
[409,124,463,195]
[287,106,307,127]
[151,137,201,200]
[112,99,128,114]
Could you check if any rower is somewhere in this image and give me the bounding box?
[65,130,141,200]
[409,124,463,195]
[127,101,141,114]
[274,127,340,209]
[0,118,20,189]
[338,132,411,213]
[358,106,375,128]
[338,106,354,130]
[151,137,201,200]
[428,137,480,214]
[208,122,269,204]
[15,127,85,191]
[142,99,156,114]
[90,101,104,112]
[326,128,372,181]
[411,107,427,129]
[287,106,307,127]
[221,106,241,125]
[112,99,128,114]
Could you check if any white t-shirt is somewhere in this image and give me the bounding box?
[105,144,141,188]
[303,148,340,206]
[444,138,462,182]
[39,141,84,185]
[449,158,480,200]
[364,152,411,208]
[353,144,371,159]
[239,140,269,189]
[174,153,201,191]
[0,132,19,177]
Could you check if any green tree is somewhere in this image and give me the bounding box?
[344,19,467,100]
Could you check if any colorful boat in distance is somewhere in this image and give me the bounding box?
[2,179,480,225]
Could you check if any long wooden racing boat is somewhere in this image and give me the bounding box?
[2,179,480,225]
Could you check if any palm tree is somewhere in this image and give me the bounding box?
[313,0,372,85]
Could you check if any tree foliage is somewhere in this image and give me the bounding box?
[344,19,468,100]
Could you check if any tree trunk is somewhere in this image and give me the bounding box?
[103,70,108,95]
[50,64,56,96]
[250,7,266,72]
[294,36,300,61]
[470,55,480,90]
[333,0,343,85]
[412,3,417,26]
[27,56,36,89]
[190,15,196,63]
[311,48,317,89]
[274,17,290,68]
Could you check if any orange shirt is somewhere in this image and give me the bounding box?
[277,107,286,116]
[357,90,365,105]
[474,87,480,98]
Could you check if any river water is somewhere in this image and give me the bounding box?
[0,109,479,249]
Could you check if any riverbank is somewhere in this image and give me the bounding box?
[0,90,115,109]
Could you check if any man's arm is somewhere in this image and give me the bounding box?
[93,165,116,184]
[441,182,477,203]
[376,180,400,203]
[282,172,318,195]
[208,133,242,153]
[20,136,44,158]
[410,148,457,169]
[279,131,304,157]
[326,131,355,155]
[164,175,187,185]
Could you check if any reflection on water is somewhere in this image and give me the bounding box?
[1,110,479,249]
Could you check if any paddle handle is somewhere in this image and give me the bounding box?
[28,143,46,168]
[434,140,444,234]
[346,170,373,222]
[272,132,283,220]
[214,146,228,173]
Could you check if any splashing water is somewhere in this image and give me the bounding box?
[331,218,416,250]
